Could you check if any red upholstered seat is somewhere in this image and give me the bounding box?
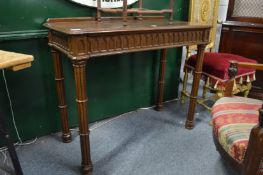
[186,52,257,88]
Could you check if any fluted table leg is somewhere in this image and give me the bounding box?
[72,60,93,175]
[185,44,206,129]
[51,49,72,143]
[156,49,168,111]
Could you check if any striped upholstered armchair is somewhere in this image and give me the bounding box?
[211,61,263,175]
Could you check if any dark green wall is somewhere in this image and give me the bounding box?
[0,0,189,143]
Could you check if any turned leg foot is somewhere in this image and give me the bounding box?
[185,120,194,130]
[62,132,72,143]
[82,164,93,175]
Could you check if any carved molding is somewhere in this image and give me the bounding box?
[201,0,210,22]
[50,29,210,59]
[189,0,219,51]
[49,29,210,59]
[49,31,69,52]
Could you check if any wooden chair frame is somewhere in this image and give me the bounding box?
[96,0,175,24]
[213,61,263,175]
[187,0,220,52]
[180,0,222,110]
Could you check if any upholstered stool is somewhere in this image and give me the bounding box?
[0,50,34,175]
[181,52,257,110]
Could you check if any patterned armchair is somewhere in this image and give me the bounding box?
[180,0,257,110]
[211,61,263,175]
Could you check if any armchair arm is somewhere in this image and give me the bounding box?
[237,62,263,71]
[224,61,263,97]
[224,61,238,97]
[242,106,263,174]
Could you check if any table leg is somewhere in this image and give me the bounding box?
[0,114,23,175]
[156,49,168,111]
[185,44,206,129]
[51,49,72,143]
[72,60,93,175]
[5,134,23,175]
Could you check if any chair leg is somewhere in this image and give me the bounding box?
[180,68,189,104]
[216,89,224,99]
[202,78,209,98]
[243,82,252,97]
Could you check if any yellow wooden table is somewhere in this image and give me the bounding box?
[0,50,34,175]
[0,50,33,71]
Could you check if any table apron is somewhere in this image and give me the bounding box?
[48,29,210,60]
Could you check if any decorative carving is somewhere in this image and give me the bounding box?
[188,0,219,50]
[200,0,210,22]
[228,61,238,79]
[50,31,69,51]
[49,29,210,59]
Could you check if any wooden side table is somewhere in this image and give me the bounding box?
[0,50,34,175]
[44,17,211,175]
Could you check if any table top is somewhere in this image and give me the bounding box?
[43,17,211,35]
[0,50,34,70]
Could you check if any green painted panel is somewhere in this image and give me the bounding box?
[0,0,91,32]
[0,0,189,143]
[0,39,60,141]
[0,0,188,32]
